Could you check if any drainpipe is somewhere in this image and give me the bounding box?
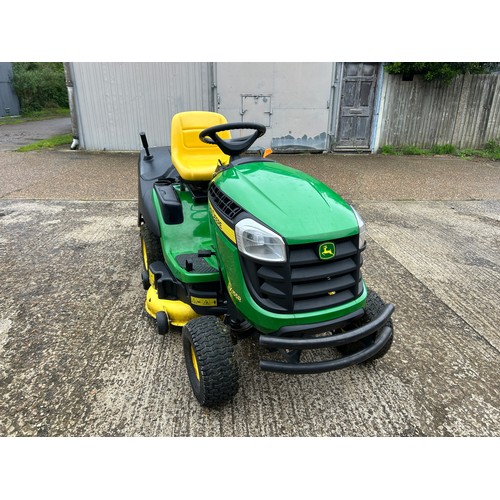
[209,62,218,112]
[64,62,80,150]
[371,63,386,153]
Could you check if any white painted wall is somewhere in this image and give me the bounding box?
[215,62,335,150]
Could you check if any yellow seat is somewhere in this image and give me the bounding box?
[171,111,231,182]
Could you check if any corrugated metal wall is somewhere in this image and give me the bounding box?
[71,62,213,150]
[378,73,500,149]
[0,62,20,117]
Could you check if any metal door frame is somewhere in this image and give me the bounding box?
[327,62,343,151]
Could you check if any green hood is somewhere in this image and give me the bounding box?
[213,161,359,244]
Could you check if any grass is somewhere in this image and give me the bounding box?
[380,145,432,156]
[380,141,500,161]
[17,133,73,152]
[430,144,458,155]
[458,149,500,160]
[0,107,70,126]
[400,145,430,156]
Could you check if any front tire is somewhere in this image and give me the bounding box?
[182,316,239,407]
[337,289,394,362]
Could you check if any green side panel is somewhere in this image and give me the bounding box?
[153,185,219,283]
[213,161,359,244]
[213,222,367,334]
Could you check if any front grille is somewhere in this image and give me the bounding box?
[209,184,242,222]
[241,235,363,313]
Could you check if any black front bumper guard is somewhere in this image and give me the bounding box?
[259,304,394,374]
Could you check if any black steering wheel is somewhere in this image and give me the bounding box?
[199,122,266,157]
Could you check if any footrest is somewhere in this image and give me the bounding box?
[176,253,217,274]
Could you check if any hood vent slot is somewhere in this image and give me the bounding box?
[209,184,243,222]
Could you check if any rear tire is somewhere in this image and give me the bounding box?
[140,224,163,271]
[182,316,239,407]
[141,270,150,290]
[337,289,394,362]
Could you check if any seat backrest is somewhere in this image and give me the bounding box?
[171,111,231,181]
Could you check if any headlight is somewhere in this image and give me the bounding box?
[351,206,366,249]
[235,218,286,262]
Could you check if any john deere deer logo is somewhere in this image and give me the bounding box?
[319,242,336,260]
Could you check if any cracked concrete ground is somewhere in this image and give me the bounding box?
[0,148,498,436]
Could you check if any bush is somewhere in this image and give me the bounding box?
[11,62,68,114]
[485,138,500,153]
[458,149,476,158]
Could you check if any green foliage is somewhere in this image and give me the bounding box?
[379,144,430,156]
[458,149,476,158]
[11,62,68,114]
[458,148,500,160]
[384,62,499,84]
[484,137,500,152]
[380,145,398,155]
[380,141,499,161]
[400,145,429,155]
[16,133,72,152]
[430,144,458,155]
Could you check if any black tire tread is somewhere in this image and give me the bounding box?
[140,224,163,270]
[183,316,239,407]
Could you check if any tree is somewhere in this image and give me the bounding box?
[384,62,499,84]
[11,62,68,113]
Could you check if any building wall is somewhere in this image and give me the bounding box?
[0,63,20,117]
[215,62,335,151]
[71,62,338,152]
[70,63,500,152]
[71,62,213,150]
[70,62,390,152]
[377,73,500,150]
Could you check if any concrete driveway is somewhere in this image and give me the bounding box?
[0,148,498,437]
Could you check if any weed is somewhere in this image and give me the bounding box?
[485,137,500,153]
[430,144,457,155]
[380,142,499,161]
[380,145,399,155]
[400,146,428,155]
[458,149,476,157]
[17,133,72,152]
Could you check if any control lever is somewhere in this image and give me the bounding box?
[198,249,215,258]
[140,132,153,161]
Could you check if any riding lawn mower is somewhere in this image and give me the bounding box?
[138,111,394,407]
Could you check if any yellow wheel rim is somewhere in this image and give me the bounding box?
[191,345,200,381]
[141,237,148,270]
